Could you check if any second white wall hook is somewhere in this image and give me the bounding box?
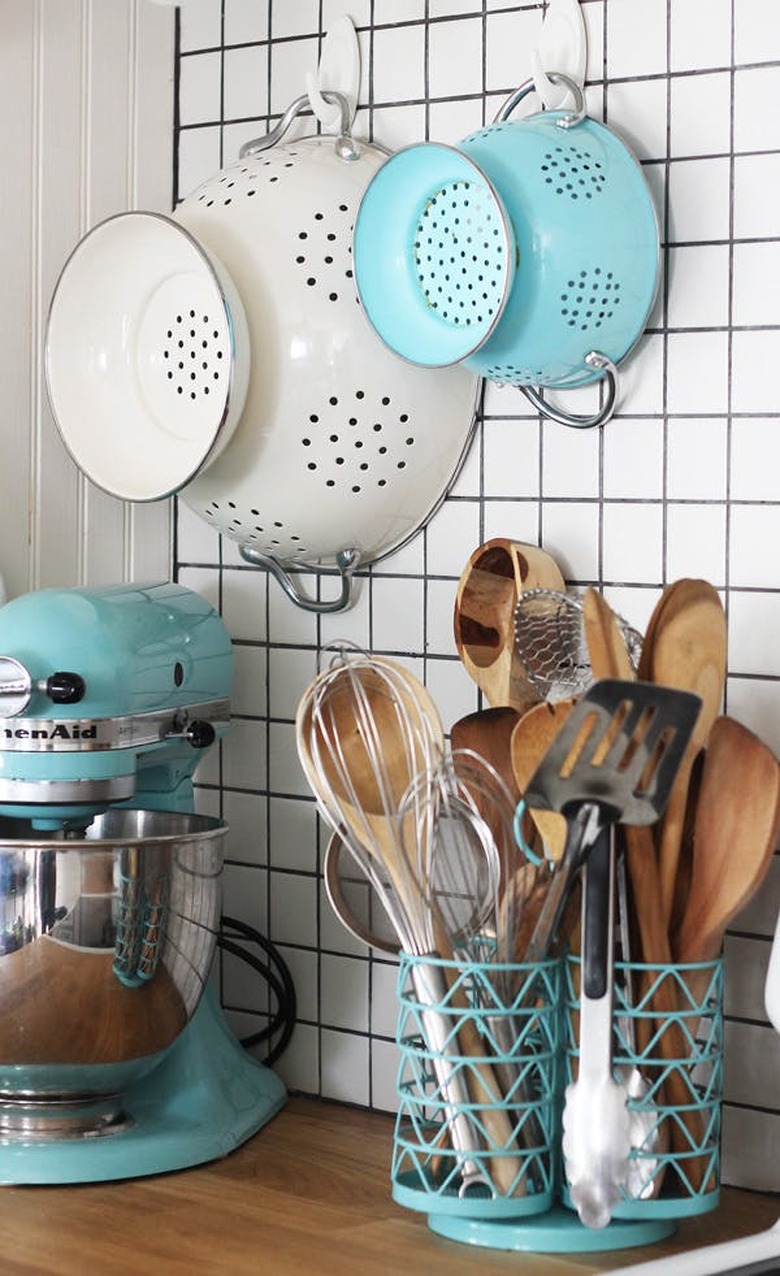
[532,0,587,109]
[306,16,361,132]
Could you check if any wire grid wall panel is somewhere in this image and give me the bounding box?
[175,0,780,1184]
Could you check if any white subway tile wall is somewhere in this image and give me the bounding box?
[175,0,780,1187]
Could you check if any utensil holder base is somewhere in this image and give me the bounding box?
[428,1204,675,1253]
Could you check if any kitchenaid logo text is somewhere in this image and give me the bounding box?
[1,723,98,740]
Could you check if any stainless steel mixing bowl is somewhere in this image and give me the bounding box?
[0,809,226,1135]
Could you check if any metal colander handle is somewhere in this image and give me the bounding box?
[239,91,360,162]
[494,71,587,129]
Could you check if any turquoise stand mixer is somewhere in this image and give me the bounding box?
[0,581,286,1183]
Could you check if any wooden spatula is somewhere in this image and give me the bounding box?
[638,579,727,931]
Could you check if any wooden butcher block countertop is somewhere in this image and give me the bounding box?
[1,1097,777,1275]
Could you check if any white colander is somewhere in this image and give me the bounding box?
[175,95,478,610]
[45,212,250,502]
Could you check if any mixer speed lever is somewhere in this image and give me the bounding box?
[45,672,86,704]
[169,713,217,749]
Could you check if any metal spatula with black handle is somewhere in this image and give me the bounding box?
[522,678,703,964]
[520,678,702,1227]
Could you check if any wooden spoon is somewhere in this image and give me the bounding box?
[450,706,521,803]
[510,698,575,864]
[453,539,564,712]
[674,716,780,978]
[639,579,727,931]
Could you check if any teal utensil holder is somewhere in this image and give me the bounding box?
[392,953,561,1218]
[391,952,724,1253]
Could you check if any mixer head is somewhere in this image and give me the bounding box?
[0,582,232,831]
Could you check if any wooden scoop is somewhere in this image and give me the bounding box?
[454,539,564,712]
[639,579,727,931]
[674,716,780,974]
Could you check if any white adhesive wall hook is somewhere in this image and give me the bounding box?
[306,16,361,133]
[532,0,587,108]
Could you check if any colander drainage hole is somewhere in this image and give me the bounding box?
[413,179,506,327]
[541,147,606,200]
[163,314,223,399]
[559,268,621,330]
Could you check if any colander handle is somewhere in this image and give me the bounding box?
[239,545,361,613]
[519,352,619,429]
[494,71,587,129]
[238,92,360,162]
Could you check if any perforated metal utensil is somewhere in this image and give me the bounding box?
[521,678,703,965]
[514,588,642,703]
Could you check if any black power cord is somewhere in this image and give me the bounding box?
[218,915,297,1067]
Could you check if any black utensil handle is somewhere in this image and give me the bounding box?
[582,828,613,1001]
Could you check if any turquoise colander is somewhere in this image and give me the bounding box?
[353,76,660,428]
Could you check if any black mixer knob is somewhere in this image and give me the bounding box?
[45,672,86,704]
[185,720,216,749]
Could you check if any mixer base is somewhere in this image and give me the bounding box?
[0,987,287,1184]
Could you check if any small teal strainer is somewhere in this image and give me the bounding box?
[353,75,660,428]
[354,143,515,369]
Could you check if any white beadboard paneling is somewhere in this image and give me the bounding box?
[0,4,35,600]
[134,0,176,208]
[0,0,174,598]
[35,0,84,589]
